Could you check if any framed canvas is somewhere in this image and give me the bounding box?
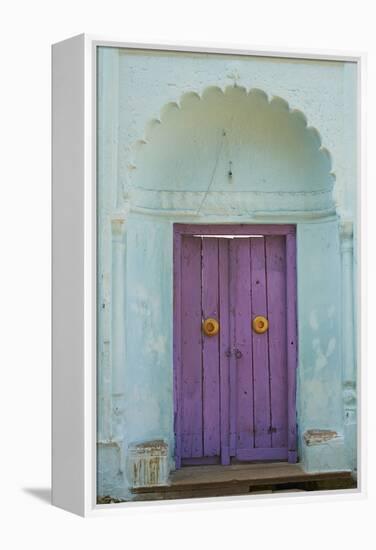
[52,35,364,516]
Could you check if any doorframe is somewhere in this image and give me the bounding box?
[173,224,297,468]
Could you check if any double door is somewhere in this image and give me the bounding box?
[173,225,297,467]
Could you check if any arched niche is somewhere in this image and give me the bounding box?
[127,85,335,217]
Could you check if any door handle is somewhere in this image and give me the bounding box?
[252,315,269,334]
[202,317,219,336]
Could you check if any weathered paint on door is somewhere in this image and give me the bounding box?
[173,225,297,468]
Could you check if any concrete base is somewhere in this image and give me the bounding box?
[97,440,129,499]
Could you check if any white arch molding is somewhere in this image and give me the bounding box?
[123,85,337,219]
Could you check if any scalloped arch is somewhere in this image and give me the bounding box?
[129,85,335,213]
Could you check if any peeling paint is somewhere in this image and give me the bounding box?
[304,429,338,446]
[128,440,169,488]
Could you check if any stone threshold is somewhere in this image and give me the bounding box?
[130,462,355,501]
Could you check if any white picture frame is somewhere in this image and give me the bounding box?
[52,34,365,517]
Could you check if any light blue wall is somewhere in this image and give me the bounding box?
[124,214,174,451]
[97,46,358,498]
[297,220,343,434]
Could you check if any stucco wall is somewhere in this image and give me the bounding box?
[97,46,358,499]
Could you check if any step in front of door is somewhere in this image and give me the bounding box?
[131,463,355,501]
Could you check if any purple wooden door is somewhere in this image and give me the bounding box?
[174,225,297,468]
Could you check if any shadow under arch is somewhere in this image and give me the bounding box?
[127,85,336,218]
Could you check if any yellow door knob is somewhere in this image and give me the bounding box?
[202,318,219,336]
[252,315,269,334]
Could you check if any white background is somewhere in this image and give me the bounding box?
[0,0,374,547]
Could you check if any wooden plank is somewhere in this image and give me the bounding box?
[219,239,230,464]
[173,231,182,467]
[181,456,219,466]
[132,462,353,497]
[251,238,272,449]
[172,462,301,479]
[202,238,220,457]
[286,233,298,461]
[133,477,357,500]
[133,485,252,500]
[181,236,203,458]
[236,448,287,461]
[174,224,296,236]
[169,464,352,487]
[230,239,254,454]
[228,241,237,456]
[265,236,288,449]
